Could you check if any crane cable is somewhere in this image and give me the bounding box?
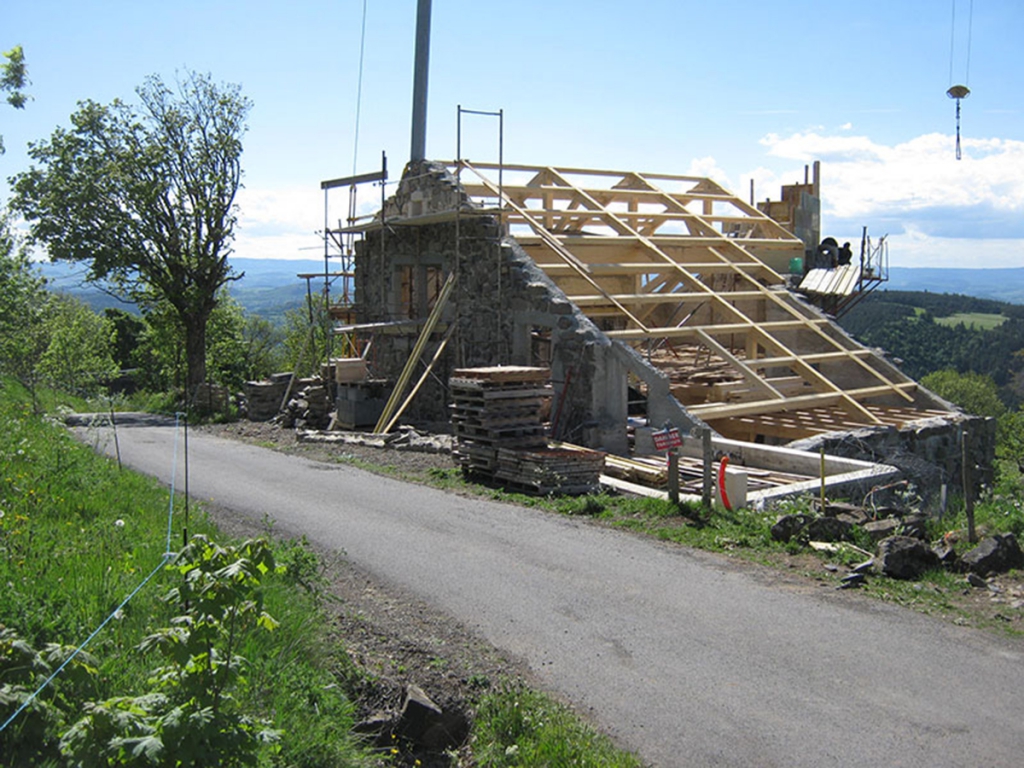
[947,0,974,160]
[345,0,369,259]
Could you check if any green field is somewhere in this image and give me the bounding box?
[934,312,1008,330]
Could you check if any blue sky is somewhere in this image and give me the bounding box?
[3,0,1023,268]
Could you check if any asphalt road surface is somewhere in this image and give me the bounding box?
[74,415,1024,767]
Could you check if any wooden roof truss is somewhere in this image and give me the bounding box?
[450,161,938,440]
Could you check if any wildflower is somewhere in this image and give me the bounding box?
[115,519,125,528]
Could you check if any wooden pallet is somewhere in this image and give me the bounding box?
[451,366,550,383]
[493,447,605,495]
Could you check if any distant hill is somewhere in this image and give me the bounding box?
[36,259,1023,318]
[886,267,1024,304]
[36,257,331,320]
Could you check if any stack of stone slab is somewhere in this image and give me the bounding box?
[281,378,331,429]
[451,366,604,494]
[243,373,293,421]
[494,446,605,495]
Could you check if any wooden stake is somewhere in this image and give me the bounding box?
[963,428,976,543]
[667,448,680,505]
[701,427,713,510]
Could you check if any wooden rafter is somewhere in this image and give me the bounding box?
[446,161,928,431]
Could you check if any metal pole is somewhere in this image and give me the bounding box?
[497,108,504,361]
[701,427,713,510]
[410,0,432,162]
[183,414,190,548]
[963,428,976,543]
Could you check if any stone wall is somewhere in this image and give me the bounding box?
[353,161,661,453]
[789,413,996,500]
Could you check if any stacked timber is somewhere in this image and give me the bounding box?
[451,366,604,494]
[451,366,550,474]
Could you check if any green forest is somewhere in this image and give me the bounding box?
[839,290,1024,410]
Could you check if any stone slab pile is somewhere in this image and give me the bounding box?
[451,366,604,494]
[242,373,294,421]
[280,378,331,429]
[495,446,605,495]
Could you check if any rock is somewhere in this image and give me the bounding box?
[961,534,1024,576]
[396,685,468,752]
[876,536,940,580]
[353,712,397,747]
[862,518,901,542]
[771,514,812,543]
[821,501,870,525]
[966,573,987,588]
[805,516,853,543]
[932,540,960,570]
[901,513,929,540]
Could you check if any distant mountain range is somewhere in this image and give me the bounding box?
[36,259,1024,317]
[885,267,1024,305]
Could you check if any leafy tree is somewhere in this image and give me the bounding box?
[1,44,30,154]
[105,308,148,371]
[0,211,49,407]
[37,293,117,395]
[278,295,331,379]
[10,71,251,403]
[238,313,284,382]
[920,369,1006,418]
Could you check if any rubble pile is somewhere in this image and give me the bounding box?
[278,378,332,429]
[770,500,1024,585]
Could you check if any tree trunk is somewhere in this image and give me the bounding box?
[184,314,208,405]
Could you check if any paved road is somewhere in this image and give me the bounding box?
[76,416,1024,767]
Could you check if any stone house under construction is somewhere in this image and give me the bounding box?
[340,160,994,499]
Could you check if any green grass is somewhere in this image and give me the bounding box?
[0,378,372,765]
[472,682,645,768]
[0,378,649,766]
[934,312,1007,330]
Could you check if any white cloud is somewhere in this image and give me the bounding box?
[235,184,343,260]
[888,227,1024,269]
[753,129,1024,267]
[686,156,733,190]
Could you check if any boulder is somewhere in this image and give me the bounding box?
[805,516,853,543]
[932,540,961,570]
[966,573,988,588]
[397,685,468,752]
[901,513,929,540]
[821,501,870,525]
[961,534,1024,576]
[863,518,901,543]
[876,536,940,580]
[771,514,812,543]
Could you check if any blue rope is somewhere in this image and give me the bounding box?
[0,413,183,734]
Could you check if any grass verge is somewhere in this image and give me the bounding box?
[0,379,648,766]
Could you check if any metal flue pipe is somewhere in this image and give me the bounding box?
[409,0,432,162]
